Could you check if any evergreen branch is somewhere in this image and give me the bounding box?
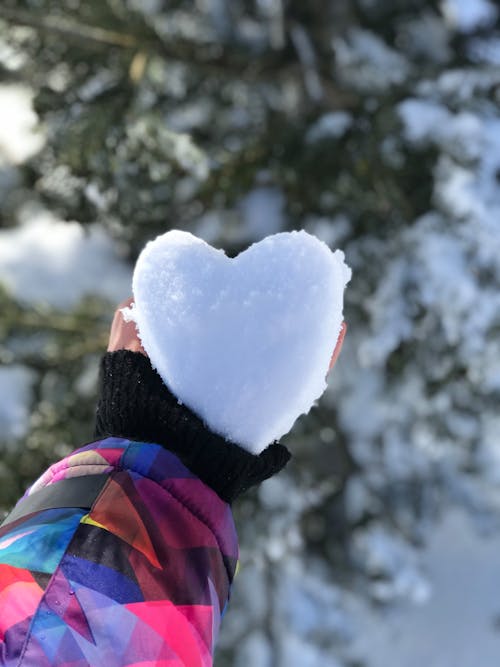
[53,337,109,362]
[0,7,139,48]
[0,6,298,82]
[16,312,102,334]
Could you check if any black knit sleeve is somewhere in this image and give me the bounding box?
[94,350,291,503]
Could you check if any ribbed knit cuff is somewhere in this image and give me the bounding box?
[94,350,291,503]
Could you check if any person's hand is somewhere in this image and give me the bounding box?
[328,321,346,374]
[107,297,146,355]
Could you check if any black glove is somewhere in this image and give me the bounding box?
[94,350,291,503]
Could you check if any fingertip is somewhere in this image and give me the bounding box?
[116,296,134,311]
[328,320,347,374]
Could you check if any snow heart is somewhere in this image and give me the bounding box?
[126,230,351,454]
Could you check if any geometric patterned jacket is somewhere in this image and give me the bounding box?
[0,349,290,666]
[0,437,239,666]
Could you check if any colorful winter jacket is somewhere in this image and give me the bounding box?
[0,349,291,667]
[0,436,239,667]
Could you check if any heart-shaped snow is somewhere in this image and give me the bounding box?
[127,230,351,454]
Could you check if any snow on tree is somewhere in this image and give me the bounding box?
[0,1,499,665]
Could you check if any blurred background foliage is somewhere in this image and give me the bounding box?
[1,1,500,665]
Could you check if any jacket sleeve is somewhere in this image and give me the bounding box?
[0,350,290,666]
[0,439,239,667]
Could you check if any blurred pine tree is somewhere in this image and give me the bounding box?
[1,1,500,665]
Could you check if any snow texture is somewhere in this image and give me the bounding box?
[469,35,500,64]
[349,510,500,667]
[333,29,410,91]
[441,0,499,33]
[0,85,45,165]
[128,229,351,453]
[0,210,131,309]
[306,112,353,143]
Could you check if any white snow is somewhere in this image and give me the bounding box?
[306,112,352,143]
[280,636,344,667]
[397,13,450,63]
[0,85,45,165]
[275,560,352,641]
[0,365,35,440]
[234,632,273,667]
[0,209,131,308]
[127,118,209,180]
[128,229,351,453]
[349,510,500,667]
[469,36,500,65]
[398,91,500,381]
[441,0,499,33]
[351,523,432,604]
[398,98,485,162]
[0,37,27,72]
[398,99,451,144]
[333,29,410,92]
